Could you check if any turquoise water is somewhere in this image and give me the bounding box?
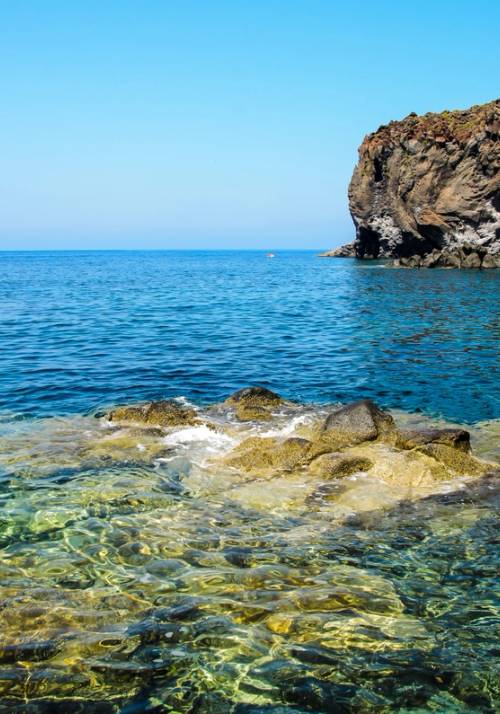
[0,250,498,713]
[0,250,498,423]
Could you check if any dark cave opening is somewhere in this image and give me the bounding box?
[357,227,380,258]
[373,157,384,183]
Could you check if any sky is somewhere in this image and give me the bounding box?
[0,1,498,251]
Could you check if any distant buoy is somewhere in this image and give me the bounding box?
[266,253,275,258]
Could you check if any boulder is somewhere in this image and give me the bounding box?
[396,428,471,453]
[420,252,441,268]
[225,386,284,421]
[320,399,395,448]
[462,252,482,269]
[108,400,198,428]
[481,253,500,269]
[440,251,463,268]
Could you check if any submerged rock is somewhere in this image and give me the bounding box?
[282,676,358,710]
[82,426,170,463]
[225,436,312,472]
[108,399,198,428]
[308,453,373,479]
[344,443,451,487]
[225,386,284,421]
[329,99,500,268]
[415,443,489,476]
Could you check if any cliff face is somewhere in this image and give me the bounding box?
[345,99,500,267]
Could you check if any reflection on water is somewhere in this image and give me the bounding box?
[0,403,498,712]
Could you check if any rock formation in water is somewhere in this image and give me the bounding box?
[220,393,494,486]
[328,99,500,267]
[109,399,199,427]
[318,242,356,258]
[108,389,497,489]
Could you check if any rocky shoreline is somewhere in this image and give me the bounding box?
[324,99,500,268]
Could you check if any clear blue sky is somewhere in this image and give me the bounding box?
[0,1,498,250]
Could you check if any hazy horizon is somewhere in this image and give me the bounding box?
[1,1,498,251]
[0,247,335,253]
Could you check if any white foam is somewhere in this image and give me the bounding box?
[163,424,237,454]
[259,414,312,438]
[173,395,198,410]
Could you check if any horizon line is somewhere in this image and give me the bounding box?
[0,247,336,253]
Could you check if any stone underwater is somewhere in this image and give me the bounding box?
[0,385,498,712]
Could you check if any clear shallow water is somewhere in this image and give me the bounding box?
[0,250,499,423]
[0,406,498,713]
[0,251,499,713]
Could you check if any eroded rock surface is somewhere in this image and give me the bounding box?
[308,453,374,479]
[225,436,313,474]
[332,99,500,267]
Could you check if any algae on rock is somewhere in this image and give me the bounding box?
[108,399,198,428]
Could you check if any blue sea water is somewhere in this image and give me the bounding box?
[0,249,498,423]
[0,250,499,712]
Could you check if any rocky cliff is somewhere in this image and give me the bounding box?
[328,99,500,267]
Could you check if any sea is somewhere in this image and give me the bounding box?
[0,250,499,422]
[0,250,498,713]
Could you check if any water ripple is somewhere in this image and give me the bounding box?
[0,251,499,423]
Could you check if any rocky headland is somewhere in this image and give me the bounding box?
[323,99,500,267]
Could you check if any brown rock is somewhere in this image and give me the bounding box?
[462,252,481,269]
[225,386,283,422]
[481,253,500,268]
[321,399,395,448]
[420,250,442,268]
[416,443,490,476]
[225,436,312,472]
[396,428,471,453]
[108,400,198,428]
[309,453,373,479]
[345,99,500,268]
[439,251,463,268]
